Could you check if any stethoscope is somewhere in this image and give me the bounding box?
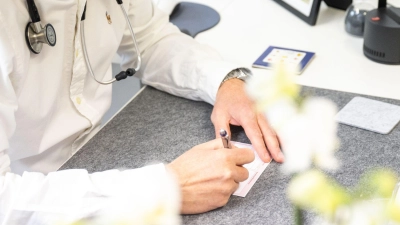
[25,0,142,84]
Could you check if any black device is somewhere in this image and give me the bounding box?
[324,0,352,10]
[363,0,400,64]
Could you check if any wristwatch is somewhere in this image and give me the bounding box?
[221,68,253,86]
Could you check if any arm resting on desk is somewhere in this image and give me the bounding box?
[117,0,242,105]
[0,164,180,224]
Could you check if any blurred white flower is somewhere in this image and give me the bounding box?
[247,62,339,174]
[288,170,350,217]
[246,63,300,112]
[312,217,336,225]
[313,200,400,225]
[336,200,388,225]
[278,113,313,173]
[278,97,339,174]
[248,62,400,225]
[264,97,298,129]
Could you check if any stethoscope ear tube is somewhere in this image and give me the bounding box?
[27,0,41,23]
[81,4,87,21]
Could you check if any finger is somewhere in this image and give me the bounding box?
[197,138,225,150]
[211,111,231,138]
[257,114,284,163]
[232,166,250,183]
[240,119,271,163]
[229,147,255,165]
[197,137,241,152]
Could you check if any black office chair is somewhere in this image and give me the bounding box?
[169,2,220,38]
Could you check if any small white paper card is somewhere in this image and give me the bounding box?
[335,97,400,134]
[232,141,271,197]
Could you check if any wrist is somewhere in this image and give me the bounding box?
[220,68,253,88]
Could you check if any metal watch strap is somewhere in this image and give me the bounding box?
[221,68,253,85]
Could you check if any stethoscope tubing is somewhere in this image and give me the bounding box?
[81,4,142,85]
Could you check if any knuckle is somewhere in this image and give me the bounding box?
[222,168,234,180]
[253,131,263,139]
[271,143,281,152]
[267,130,278,137]
[263,127,278,138]
[216,149,228,160]
[218,150,232,162]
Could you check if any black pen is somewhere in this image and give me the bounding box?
[220,129,232,149]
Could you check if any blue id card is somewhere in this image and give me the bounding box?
[252,46,315,74]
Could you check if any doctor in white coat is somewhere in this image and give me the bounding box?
[0,0,283,223]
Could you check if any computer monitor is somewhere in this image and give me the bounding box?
[274,0,354,26]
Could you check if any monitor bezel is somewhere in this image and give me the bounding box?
[273,0,322,26]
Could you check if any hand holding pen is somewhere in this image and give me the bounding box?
[166,134,255,214]
[166,138,254,214]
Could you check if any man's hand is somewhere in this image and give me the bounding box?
[166,139,254,214]
[211,79,284,163]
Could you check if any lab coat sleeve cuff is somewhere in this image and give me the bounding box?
[89,163,172,197]
[0,163,181,224]
[197,61,245,105]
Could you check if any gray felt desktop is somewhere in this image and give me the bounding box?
[60,86,400,225]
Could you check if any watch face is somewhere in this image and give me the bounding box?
[46,24,56,46]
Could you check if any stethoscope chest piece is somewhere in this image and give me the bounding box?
[25,22,56,54]
[25,0,56,54]
[25,0,141,85]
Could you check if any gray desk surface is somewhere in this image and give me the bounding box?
[61,86,400,225]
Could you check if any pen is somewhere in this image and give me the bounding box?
[220,129,232,149]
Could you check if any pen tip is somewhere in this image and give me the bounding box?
[219,129,227,137]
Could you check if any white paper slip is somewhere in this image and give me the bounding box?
[231,141,271,197]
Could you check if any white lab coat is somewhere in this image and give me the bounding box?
[0,0,240,223]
